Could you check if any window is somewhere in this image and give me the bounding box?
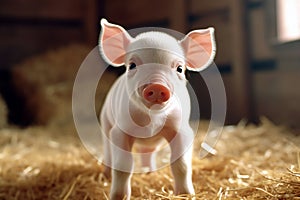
[276,0,300,42]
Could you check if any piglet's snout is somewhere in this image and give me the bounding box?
[142,84,170,104]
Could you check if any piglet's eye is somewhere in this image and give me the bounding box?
[176,65,183,73]
[129,62,137,70]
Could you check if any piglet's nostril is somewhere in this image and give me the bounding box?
[143,84,170,104]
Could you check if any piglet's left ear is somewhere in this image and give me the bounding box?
[180,28,216,71]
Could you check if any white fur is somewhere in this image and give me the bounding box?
[99,18,216,199]
[128,32,185,59]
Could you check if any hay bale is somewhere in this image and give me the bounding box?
[11,44,117,126]
[0,94,7,127]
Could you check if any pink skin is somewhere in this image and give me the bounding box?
[99,19,216,200]
[143,83,170,104]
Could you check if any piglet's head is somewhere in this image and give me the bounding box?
[99,18,216,108]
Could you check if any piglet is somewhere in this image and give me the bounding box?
[99,18,216,199]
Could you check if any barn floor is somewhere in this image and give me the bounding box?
[0,118,299,200]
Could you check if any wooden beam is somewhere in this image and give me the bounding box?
[189,0,230,16]
[229,0,256,122]
[0,0,83,20]
[168,0,187,33]
[83,0,99,46]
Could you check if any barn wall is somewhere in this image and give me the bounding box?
[248,1,300,128]
[0,0,99,69]
[0,0,299,128]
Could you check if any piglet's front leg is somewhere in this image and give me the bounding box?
[164,127,195,196]
[109,126,134,200]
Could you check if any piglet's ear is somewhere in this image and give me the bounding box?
[180,28,216,71]
[99,19,132,66]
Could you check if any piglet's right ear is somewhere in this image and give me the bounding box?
[99,19,132,66]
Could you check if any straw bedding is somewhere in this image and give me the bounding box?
[0,118,299,200]
[1,45,299,199]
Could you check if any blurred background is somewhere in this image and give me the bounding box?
[0,0,299,130]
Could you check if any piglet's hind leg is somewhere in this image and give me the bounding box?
[139,147,157,172]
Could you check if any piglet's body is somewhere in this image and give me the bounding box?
[99,19,216,199]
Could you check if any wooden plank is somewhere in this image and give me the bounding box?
[82,0,99,45]
[254,69,300,128]
[221,73,240,124]
[0,0,83,20]
[168,0,187,32]
[249,7,274,60]
[105,0,171,27]
[191,11,231,65]
[228,0,255,123]
[189,0,230,16]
